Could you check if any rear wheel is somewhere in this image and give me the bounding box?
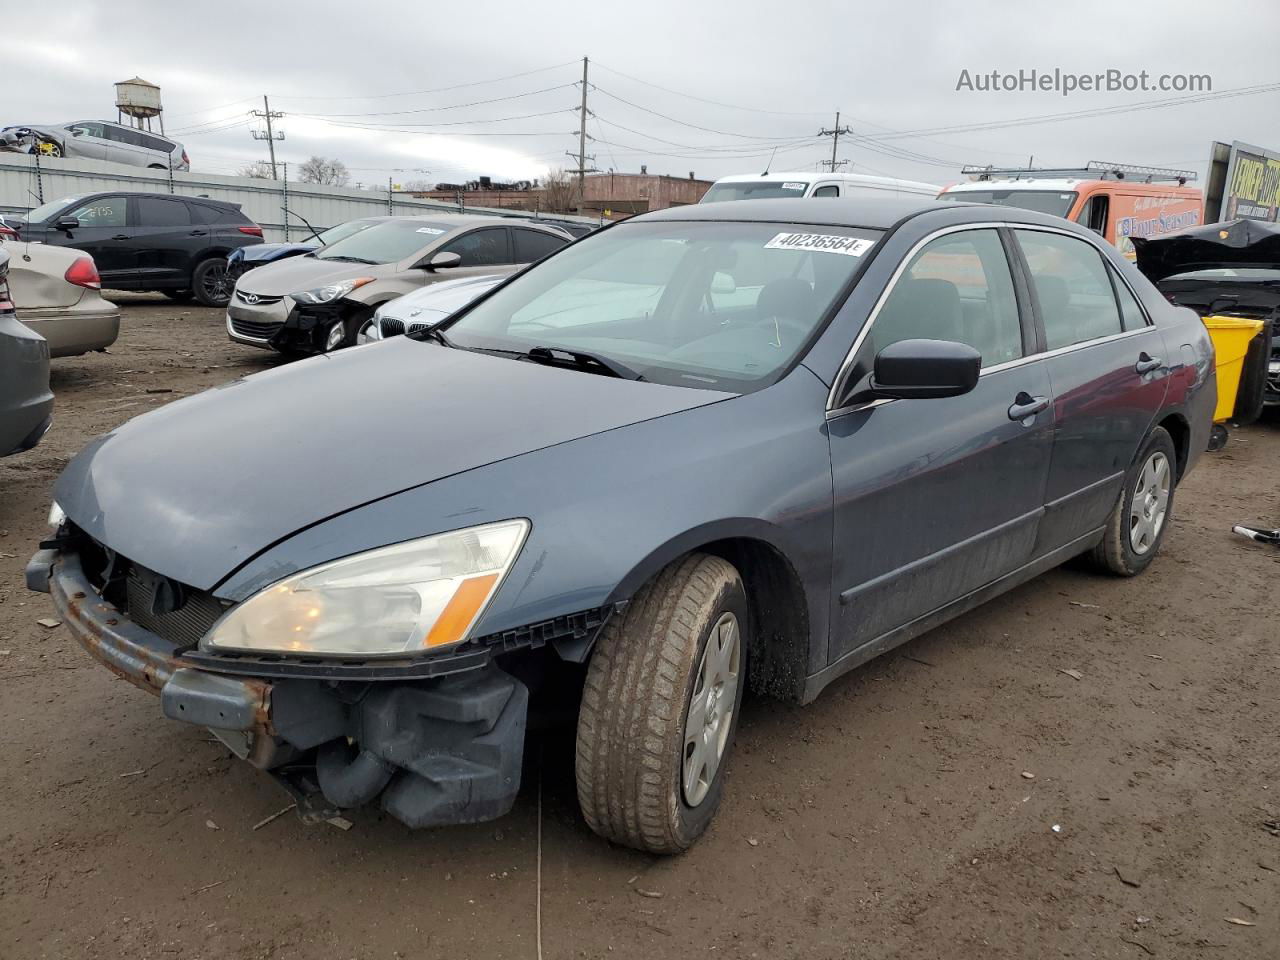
[162,289,195,303]
[1089,426,1177,576]
[192,258,233,307]
[575,553,747,854]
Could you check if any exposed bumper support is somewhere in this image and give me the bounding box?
[45,553,273,735]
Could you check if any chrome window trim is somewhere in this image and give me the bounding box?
[826,219,1156,411]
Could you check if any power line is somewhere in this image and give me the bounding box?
[590,85,809,141]
[296,108,575,130]
[591,115,814,152]
[288,83,577,119]
[591,61,830,117]
[861,80,1280,142]
[817,112,851,171]
[272,60,580,102]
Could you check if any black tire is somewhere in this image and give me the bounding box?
[576,553,748,854]
[162,289,195,303]
[1088,426,1178,576]
[191,258,233,307]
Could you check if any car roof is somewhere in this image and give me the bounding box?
[632,196,1093,234]
[633,196,952,229]
[710,171,939,191]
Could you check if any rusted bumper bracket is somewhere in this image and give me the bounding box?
[47,553,272,736]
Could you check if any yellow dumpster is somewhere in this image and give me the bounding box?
[1203,315,1265,423]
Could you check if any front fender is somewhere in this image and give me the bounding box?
[216,367,837,671]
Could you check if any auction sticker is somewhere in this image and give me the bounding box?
[782,182,807,191]
[764,232,874,256]
[416,227,446,235]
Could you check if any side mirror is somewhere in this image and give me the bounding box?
[425,251,461,271]
[54,217,80,232]
[870,338,981,400]
[69,128,85,138]
[710,271,736,295]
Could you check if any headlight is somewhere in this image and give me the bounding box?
[48,501,66,529]
[202,519,529,658]
[291,276,374,305]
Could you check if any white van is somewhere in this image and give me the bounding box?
[700,171,939,203]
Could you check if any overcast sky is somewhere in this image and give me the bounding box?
[8,0,1278,188]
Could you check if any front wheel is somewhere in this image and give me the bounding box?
[575,553,748,854]
[192,258,233,307]
[1088,426,1177,576]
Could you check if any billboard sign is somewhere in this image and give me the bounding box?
[1213,141,1280,222]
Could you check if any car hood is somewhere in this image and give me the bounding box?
[54,340,723,591]
[236,254,395,296]
[235,242,318,264]
[379,275,503,317]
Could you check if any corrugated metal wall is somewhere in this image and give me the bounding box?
[0,154,591,241]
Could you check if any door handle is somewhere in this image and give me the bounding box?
[111,234,129,241]
[1135,352,1163,375]
[189,230,206,236]
[1008,392,1049,422]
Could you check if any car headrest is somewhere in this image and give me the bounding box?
[756,277,815,322]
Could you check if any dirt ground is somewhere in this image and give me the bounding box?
[1,295,1277,960]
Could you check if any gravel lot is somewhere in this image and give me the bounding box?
[2,296,1278,960]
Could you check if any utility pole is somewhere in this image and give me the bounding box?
[251,95,285,180]
[817,111,852,172]
[577,57,589,197]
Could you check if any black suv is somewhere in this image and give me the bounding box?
[10,192,264,307]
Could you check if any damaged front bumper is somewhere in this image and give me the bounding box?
[225,295,352,354]
[28,548,533,828]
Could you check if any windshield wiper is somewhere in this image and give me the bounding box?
[518,345,644,381]
[317,254,378,264]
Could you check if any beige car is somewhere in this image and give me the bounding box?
[227,214,571,355]
[2,240,119,357]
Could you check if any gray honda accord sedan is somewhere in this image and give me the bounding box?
[28,198,1215,853]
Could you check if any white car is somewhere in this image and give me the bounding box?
[1,120,189,170]
[700,171,939,203]
[359,274,505,343]
[1,240,119,357]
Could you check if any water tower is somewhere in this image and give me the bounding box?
[115,77,165,134]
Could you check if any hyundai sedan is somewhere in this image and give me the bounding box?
[28,197,1215,853]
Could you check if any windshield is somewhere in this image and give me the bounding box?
[441,220,881,392]
[315,219,377,247]
[314,219,453,264]
[701,180,810,203]
[938,189,1078,218]
[23,196,84,224]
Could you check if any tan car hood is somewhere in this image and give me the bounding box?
[235,254,399,297]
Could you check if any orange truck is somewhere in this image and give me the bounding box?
[938,162,1204,259]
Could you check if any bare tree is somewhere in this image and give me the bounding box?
[401,179,436,193]
[298,156,351,186]
[238,160,275,179]
[541,168,578,214]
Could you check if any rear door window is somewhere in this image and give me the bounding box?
[1014,230,1123,349]
[134,197,191,227]
[512,227,569,262]
[441,227,513,266]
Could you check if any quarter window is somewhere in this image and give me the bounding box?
[870,228,1023,367]
[1111,270,1149,331]
[66,196,126,228]
[441,227,512,266]
[812,185,840,198]
[1015,230,1123,349]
